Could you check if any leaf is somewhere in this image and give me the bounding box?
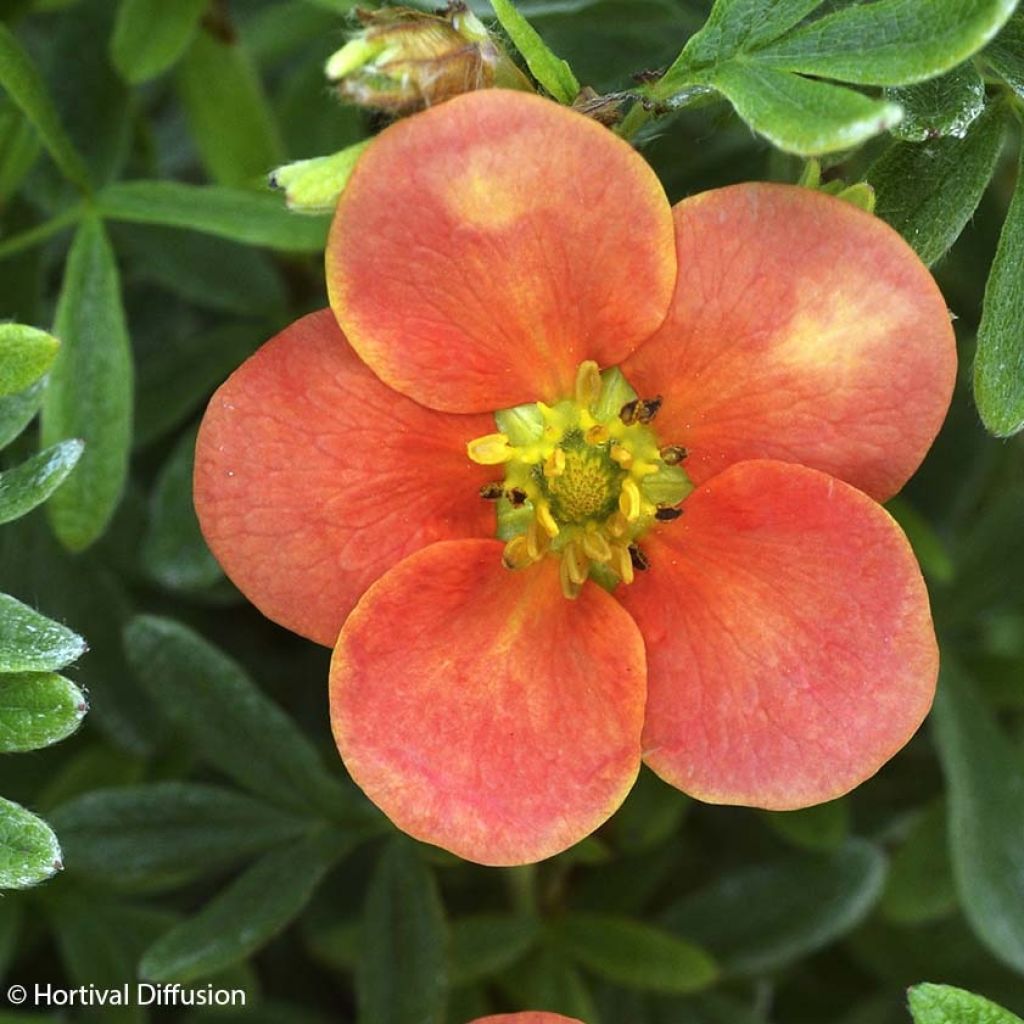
[557,913,718,994]
[663,839,886,975]
[0,98,40,201]
[0,322,58,397]
[984,13,1024,98]
[909,984,1024,1024]
[141,426,223,593]
[868,100,1008,266]
[975,141,1024,437]
[0,379,44,450]
[0,23,90,190]
[752,0,1019,86]
[450,914,541,986]
[40,216,133,551]
[110,0,207,83]
[97,181,330,252]
[606,766,689,853]
[761,798,850,852]
[501,945,597,1022]
[489,0,580,103]
[885,62,986,142]
[140,829,346,983]
[881,800,957,925]
[0,795,61,889]
[51,782,309,887]
[359,840,448,1024]
[0,591,86,673]
[706,62,902,156]
[123,615,358,818]
[176,23,284,187]
[931,661,1024,972]
[0,439,83,526]
[0,671,86,752]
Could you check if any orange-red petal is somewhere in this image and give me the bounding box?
[622,183,956,502]
[617,460,937,809]
[194,310,495,646]
[330,539,646,866]
[327,90,676,414]
[470,1016,585,1024]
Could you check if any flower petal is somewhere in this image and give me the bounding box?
[330,538,646,865]
[470,1016,585,1023]
[327,90,676,414]
[618,459,937,809]
[621,183,956,501]
[194,310,495,646]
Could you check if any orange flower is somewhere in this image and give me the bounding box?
[195,91,955,867]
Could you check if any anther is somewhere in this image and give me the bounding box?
[585,424,610,445]
[607,511,629,538]
[559,556,582,599]
[502,535,534,570]
[610,543,634,585]
[655,506,683,521]
[620,396,662,426]
[610,444,633,468]
[479,482,504,500]
[564,541,589,586]
[574,360,603,409]
[660,445,688,465]
[581,528,612,563]
[629,544,650,571]
[507,487,527,507]
[536,502,560,538]
[619,478,642,522]
[467,432,514,465]
[525,519,546,560]
[544,448,566,478]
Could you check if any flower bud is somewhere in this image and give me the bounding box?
[325,4,532,115]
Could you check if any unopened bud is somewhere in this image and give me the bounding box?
[270,141,370,213]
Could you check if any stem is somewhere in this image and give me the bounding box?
[505,863,538,916]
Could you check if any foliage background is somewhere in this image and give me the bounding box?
[0,0,1023,1022]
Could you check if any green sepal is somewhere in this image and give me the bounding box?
[270,140,370,214]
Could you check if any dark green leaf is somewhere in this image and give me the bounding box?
[97,181,330,252]
[141,830,346,983]
[984,13,1024,98]
[176,24,284,187]
[881,800,957,925]
[0,379,44,450]
[489,0,580,102]
[51,782,309,887]
[110,0,207,83]
[123,615,356,818]
[0,23,90,190]
[885,62,985,142]
[606,766,689,853]
[141,426,223,593]
[359,840,448,1024]
[752,0,1018,86]
[663,840,886,975]
[0,795,61,889]
[975,142,1024,436]
[0,591,86,673]
[761,798,849,852]
[909,983,1024,1024]
[0,671,86,752]
[707,62,901,155]
[0,98,40,201]
[869,100,1008,266]
[557,913,718,993]
[450,914,540,986]
[0,322,57,397]
[0,439,83,525]
[932,661,1024,972]
[501,944,597,1021]
[40,216,133,551]
[886,496,956,584]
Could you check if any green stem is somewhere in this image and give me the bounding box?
[0,204,84,262]
[506,863,539,917]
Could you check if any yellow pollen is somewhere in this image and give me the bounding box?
[586,424,610,445]
[619,478,642,522]
[543,448,566,478]
[467,432,514,465]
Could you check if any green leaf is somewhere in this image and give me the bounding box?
[110,0,207,83]
[752,0,1019,86]
[885,62,986,142]
[0,795,61,889]
[984,13,1024,98]
[0,671,86,752]
[489,0,580,103]
[123,615,357,818]
[176,23,284,187]
[51,782,309,887]
[706,62,902,156]
[0,23,90,190]
[663,839,886,975]
[909,984,1024,1024]
[0,323,58,397]
[0,439,83,526]
[606,766,689,853]
[880,800,957,925]
[0,379,44,451]
[501,945,597,1022]
[932,661,1024,972]
[141,830,346,983]
[359,840,448,1024]
[97,181,330,252]
[761,798,850,852]
[0,591,86,673]
[141,426,223,593]
[869,100,1008,266]
[975,142,1024,436]
[557,913,718,993]
[450,914,541,986]
[0,98,40,201]
[40,216,133,551]
[885,496,956,584]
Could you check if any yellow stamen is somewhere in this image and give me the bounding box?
[574,360,603,409]
[585,424,610,445]
[610,444,633,468]
[606,511,629,538]
[467,432,514,465]
[525,519,547,560]
[581,527,612,563]
[610,543,634,585]
[536,501,559,538]
[543,448,566,478]
[564,541,589,585]
[619,478,642,522]
[502,535,534,570]
[559,556,582,599]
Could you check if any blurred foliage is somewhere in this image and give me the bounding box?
[0,0,1023,1022]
